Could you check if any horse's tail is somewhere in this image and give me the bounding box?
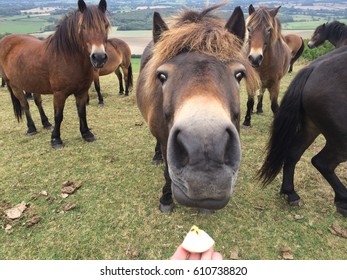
[8,84,23,121]
[291,37,305,65]
[258,66,314,185]
[127,63,133,90]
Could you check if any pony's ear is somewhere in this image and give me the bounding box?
[98,0,107,13]
[225,6,245,42]
[270,6,281,17]
[78,0,87,13]
[249,4,255,15]
[153,12,169,43]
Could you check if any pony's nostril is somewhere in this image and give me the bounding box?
[171,130,189,169]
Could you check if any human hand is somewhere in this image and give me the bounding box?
[170,244,223,260]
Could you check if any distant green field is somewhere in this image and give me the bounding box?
[283,18,347,30]
[0,15,58,34]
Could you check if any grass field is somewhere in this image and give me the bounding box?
[0,58,346,260]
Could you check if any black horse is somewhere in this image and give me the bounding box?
[258,46,347,216]
[308,21,347,49]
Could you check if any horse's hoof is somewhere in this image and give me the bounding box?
[83,134,96,142]
[27,130,37,136]
[242,124,251,129]
[256,110,263,114]
[118,92,124,96]
[199,208,215,215]
[152,159,164,166]
[336,207,347,217]
[159,203,174,213]
[335,202,347,217]
[98,103,104,107]
[51,138,64,149]
[43,124,53,130]
[288,199,302,206]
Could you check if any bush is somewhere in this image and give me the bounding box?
[301,39,335,61]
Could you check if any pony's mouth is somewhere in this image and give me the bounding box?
[171,182,231,210]
[90,52,108,68]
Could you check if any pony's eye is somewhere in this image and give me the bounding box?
[157,72,168,84]
[235,71,245,83]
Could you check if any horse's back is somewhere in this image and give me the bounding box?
[99,38,131,76]
[303,47,347,151]
[0,34,51,92]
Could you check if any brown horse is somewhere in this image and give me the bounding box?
[258,46,347,216]
[284,34,305,73]
[243,5,291,127]
[136,4,259,212]
[93,37,133,106]
[0,0,110,148]
[308,21,347,49]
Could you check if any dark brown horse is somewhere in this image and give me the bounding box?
[136,4,259,212]
[93,37,133,106]
[258,46,347,217]
[284,33,305,73]
[243,5,291,127]
[308,21,347,49]
[0,0,110,148]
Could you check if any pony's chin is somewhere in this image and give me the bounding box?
[172,183,231,210]
[92,63,106,69]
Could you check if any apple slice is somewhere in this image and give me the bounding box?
[181,225,215,253]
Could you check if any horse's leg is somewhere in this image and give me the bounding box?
[281,127,319,205]
[33,93,52,129]
[269,83,280,114]
[115,68,124,95]
[159,161,174,213]
[242,96,254,128]
[9,85,37,135]
[311,145,347,216]
[1,78,5,87]
[288,63,293,73]
[75,91,95,142]
[256,88,264,114]
[93,78,104,106]
[152,140,163,166]
[122,66,129,96]
[51,93,67,148]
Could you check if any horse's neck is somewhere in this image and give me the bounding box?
[327,24,347,47]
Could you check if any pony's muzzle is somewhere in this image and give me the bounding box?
[248,54,263,68]
[307,41,316,49]
[167,119,241,209]
[90,52,108,68]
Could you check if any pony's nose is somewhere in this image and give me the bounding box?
[248,54,263,67]
[307,41,315,49]
[90,52,108,68]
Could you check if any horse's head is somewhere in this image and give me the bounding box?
[308,23,327,49]
[246,5,281,67]
[138,6,259,210]
[78,0,110,68]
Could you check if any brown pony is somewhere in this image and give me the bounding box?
[284,34,305,73]
[93,37,133,106]
[0,0,110,148]
[136,4,259,212]
[243,5,291,127]
[308,21,347,49]
[258,46,347,216]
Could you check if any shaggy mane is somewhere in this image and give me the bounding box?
[46,5,110,57]
[144,5,259,95]
[246,6,283,45]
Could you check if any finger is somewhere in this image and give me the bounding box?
[212,252,223,260]
[200,247,214,260]
[170,245,190,260]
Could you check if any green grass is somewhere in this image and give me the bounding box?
[0,58,346,260]
[0,15,56,34]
